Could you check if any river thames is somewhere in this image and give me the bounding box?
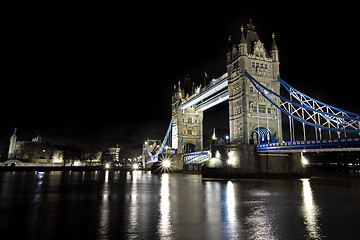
[0,170,359,239]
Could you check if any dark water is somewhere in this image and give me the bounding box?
[1,171,360,240]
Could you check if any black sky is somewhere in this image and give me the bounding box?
[1,2,359,150]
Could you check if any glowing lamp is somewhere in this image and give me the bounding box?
[132,163,139,170]
[227,158,236,165]
[105,163,110,169]
[162,159,171,168]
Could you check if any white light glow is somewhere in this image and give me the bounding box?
[227,158,236,165]
[215,151,221,159]
[162,160,171,168]
[301,153,309,166]
[132,163,139,170]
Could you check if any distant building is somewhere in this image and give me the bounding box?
[7,128,63,164]
[8,128,42,160]
[106,144,121,162]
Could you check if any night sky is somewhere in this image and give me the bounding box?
[1,3,359,151]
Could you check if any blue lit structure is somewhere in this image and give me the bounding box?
[146,22,360,170]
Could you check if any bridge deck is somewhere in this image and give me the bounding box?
[256,137,360,152]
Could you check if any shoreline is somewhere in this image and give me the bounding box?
[0,166,131,172]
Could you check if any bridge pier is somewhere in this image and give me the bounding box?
[202,144,307,178]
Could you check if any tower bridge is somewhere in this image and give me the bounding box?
[144,21,360,177]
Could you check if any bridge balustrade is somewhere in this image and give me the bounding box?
[183,151,211,165]
[257,137,360,152]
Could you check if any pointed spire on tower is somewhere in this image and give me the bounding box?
[271,32,278,51]
[270,32,280,76]
[212,128,217,140]
[247,19,255,31]
[228,35,233,52]
[240,25,246,44]
[12,128,17,137]
[239,25,248,56]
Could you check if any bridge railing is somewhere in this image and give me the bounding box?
[257,137,360,152]
[183,151,211,165]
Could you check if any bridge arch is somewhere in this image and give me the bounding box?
[3,160,23,167]
[252,127,274,145]
[182,143,195,154]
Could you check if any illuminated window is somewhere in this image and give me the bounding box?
[259,105,266,113]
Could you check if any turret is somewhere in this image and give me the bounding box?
[8,128,17,159]
[171,76,204,152]
[239,26,247,56]
[270,33,280,77]
[226,36,232,64]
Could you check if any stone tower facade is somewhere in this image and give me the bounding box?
[172,76,203,153]
[8,128,17,159]
[227,21,282,144]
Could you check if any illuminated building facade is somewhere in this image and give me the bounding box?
[8,128,42,160]
[171,76,203,153]
[227,21,282,144]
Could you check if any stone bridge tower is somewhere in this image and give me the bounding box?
[227,21,282,144]
[171,76,203,153]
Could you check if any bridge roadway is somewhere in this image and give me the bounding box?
[256,137,360,152]
[182,137,360,165]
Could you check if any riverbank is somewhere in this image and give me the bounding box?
[0,166,202,174]
[0,166,131,171]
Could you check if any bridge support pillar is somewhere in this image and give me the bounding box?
[202,144,307,178]
[256,152,307,177]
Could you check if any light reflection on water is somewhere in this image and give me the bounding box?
[225,181,240,239]
[158,174,172,239]
[301,179,323,239]
[204,181,222,239]
[246,188,276,240]
[2,171,360,239]
[97,170,110,240]
[34,171,45,203]
[128,171,141,239]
